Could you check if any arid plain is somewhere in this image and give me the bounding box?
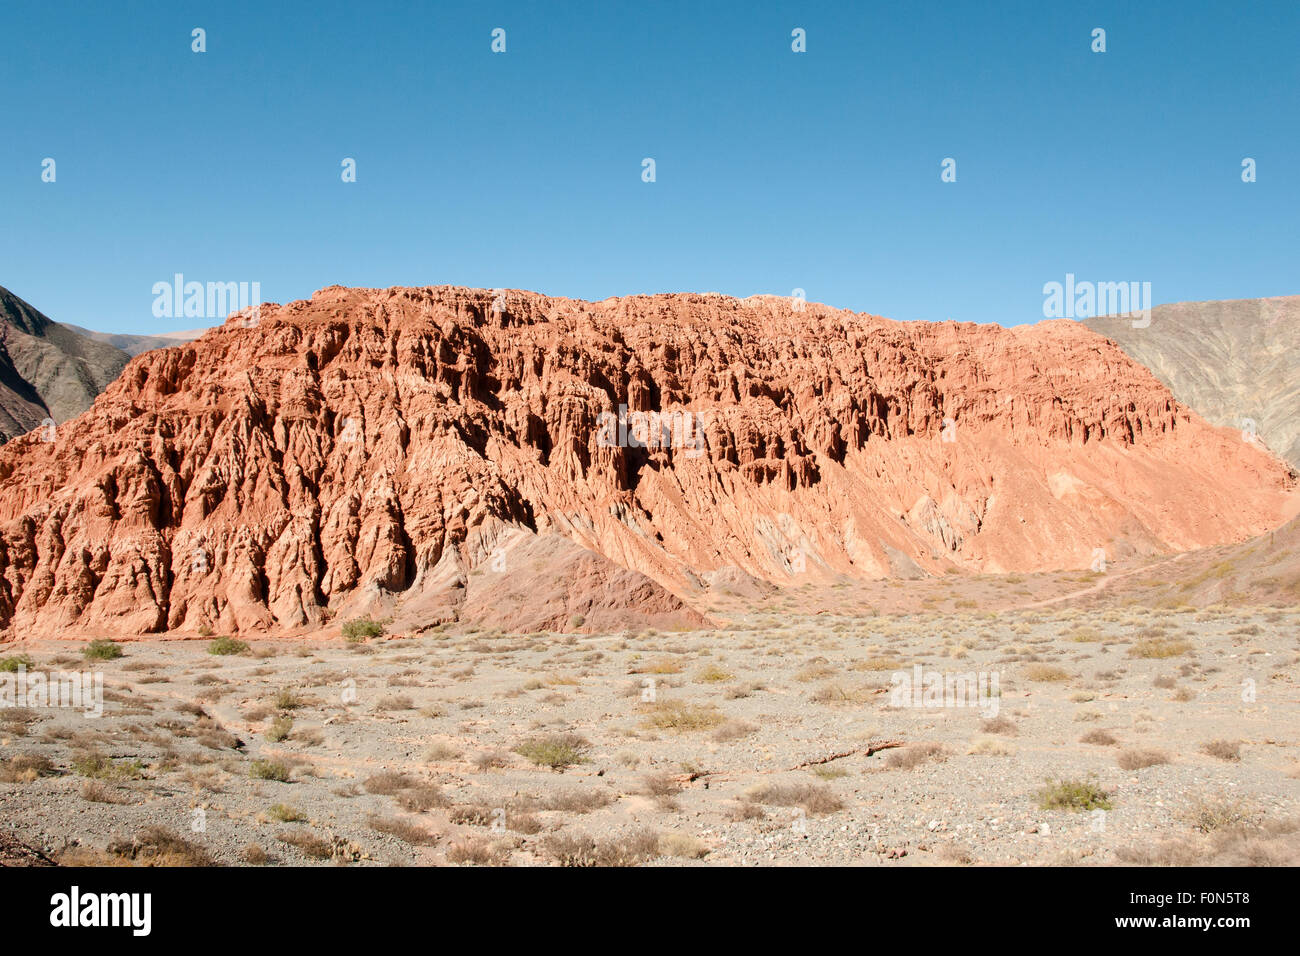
[3,555,1297,867]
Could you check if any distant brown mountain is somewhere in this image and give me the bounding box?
[1087,296,1300,466]
[0,286,131,441]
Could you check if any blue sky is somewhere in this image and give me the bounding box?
[2,0,1297,333]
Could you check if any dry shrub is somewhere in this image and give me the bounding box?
[1079,729,1118,746]
[639,701,724,732]
[80,780,130,804]
[711,719,757,742]
[544,829,660,867]
[1181,795,1259,834]
[1023,664,1070,682]
[368,815,437,845]
[240,843,269,864]
[446,836,511,866]
[745,781,844,815]
[967,736,1012,756]
[1129,638,1192,659]
[393,783,446,812]
[106,827,214,866]
[1117,748,1170,770]
[276,829,333,860]
[659,832,709,859]
[1201,739,1241,762]
[641,772,683,798]
[0,753,55,783]
[515,788,614,814]
[980,716,1017,735]
[885,742,948,770]
[363,771,416,795]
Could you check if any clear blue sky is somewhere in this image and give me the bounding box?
[2,0,1297,333]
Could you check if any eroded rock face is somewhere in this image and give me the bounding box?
[0,285,1292,638]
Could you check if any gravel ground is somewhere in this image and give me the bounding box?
[2,599,1298,866]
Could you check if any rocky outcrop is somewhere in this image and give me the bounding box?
[0,285,1292,639]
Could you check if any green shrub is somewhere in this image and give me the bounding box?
[0,654,33,673]
[342,617,384,642]
[251,760,291,782]
[208,636,249,656]
[266,803,305,822]
[274,688,303,710]
[72,752,145,780]
[83,639,123,661]
[265,715,293,742]
[1036,777,1113,812]
[513,733,590,771]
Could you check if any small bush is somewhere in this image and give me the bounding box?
[1182,796,1258,834]
[447,836,510,865]
[72,751,144,780]
[640,700,724,732]
[273,688,304,710]
[368,815,437,845]
[641,772,683,798]
[396,785,448,812]
[1023,663,1069,682]
[1117,748,1170,770]
[265,715,293,742]
[266,803,305,822]
[107,826,213,866]
[208,636,249,656]
[1201,739,1242,762]
[544,829,660,867]
[1037,777,1112,812]
[250,760,291,782]
[240,844,269,864]
[83,639,123,661]
[0,654,33,673]
[695,664,734,683]
[80,780,129,803]
[659,832,710,859]
[342,617,384,642]
[745,781,844,815]
[276,829,332,860]
[514,733,590,771]
[980,716,1017,735]
[1129,638,1192,659]
[1080,729,1118,746]
[364,772,416,795]
[0,753,56,783]
[885,742,948,770]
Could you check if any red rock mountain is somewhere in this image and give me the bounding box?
[0,286,1293,639]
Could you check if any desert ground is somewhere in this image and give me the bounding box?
[2,563,1298,867]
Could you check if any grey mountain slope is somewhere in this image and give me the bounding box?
[1085,295,1300,467]
[0,285,131,440]
[60,323,206,357]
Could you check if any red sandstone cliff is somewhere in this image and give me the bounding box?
[0,286,1292,638]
